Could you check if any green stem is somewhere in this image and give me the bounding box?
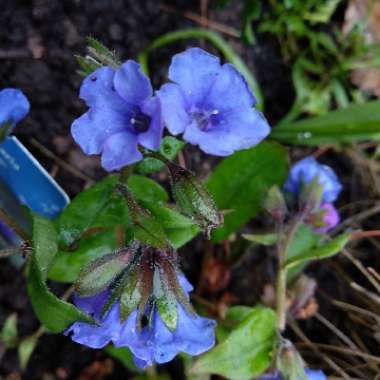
[138,28,264,110]
[275,217,303,331]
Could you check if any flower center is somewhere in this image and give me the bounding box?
[191,109,219,131]
[130,111,151,133]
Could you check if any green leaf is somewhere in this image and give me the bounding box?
[285,232,351,269]
[34,215,58,279]
[242,0,261,44]
[242,233,277,246]
[105,345,141,373]
[272,100,380,145]
[286,224,321,281]
[208,142,289,242]
[49,229,122,283]
[128,175,169,203]
[27,215,93,332]
[57,175,120,247]
[144,203,200,248]
[27,258,93,332]
[137,136,185,175]
[18,334,39,370]
[0,313,18,348]
[192,306,276,380]
[217,306,255,342]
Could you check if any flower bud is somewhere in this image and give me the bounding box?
[299,176,324,215]
[276,338,307,380]
[116,183,169,249]
[265,186,287,221]
[166,162,223,237]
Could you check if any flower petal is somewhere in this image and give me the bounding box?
[203,63,256,112]
[284,157,342,203]
[138,97,163,150]
[101,131,143,171]
[71,107,129,155]
[73,290,109,320]
[157,83,190,135]
[168,48,220,106]
[183,108,270,156]
[114,60,153,106]
[65,303,121,349]
[0,88,30,126]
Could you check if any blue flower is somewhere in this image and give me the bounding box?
[0,88,30,132]
[71,61,163,171]
[260,368,326,380]
[284,156,342,203]
[157,48,270,156]
[66,273,216,368]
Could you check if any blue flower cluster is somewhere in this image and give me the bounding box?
[284,156,342,232]
[71,48,270,171]
[0,88,30,134]
[66,273,215,368]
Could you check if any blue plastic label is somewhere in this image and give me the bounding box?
[0,136,69,218]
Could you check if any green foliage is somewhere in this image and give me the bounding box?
[208,142,289,241]
[137,136,185,175]
[285,232,351,269]
[50,175,198,282]
[18,334,39,370]
[105,346,141,373]
[0,313,18,348]
[271,100,380,145]
[192,306,276,380]
[27,215,93,333]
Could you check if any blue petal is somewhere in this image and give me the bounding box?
[284,156,342,203]
[168,48,220,106]
[71,67,133,155]
[203,63,256,112]
[101,131,143,171]
[138,96,164,150]
[114,60,153,106]
[177,272,194,294]
[304,369,327,380]
[65,303,121,349]
[152,304,216,363]
[157,83,190,135]
[183,108,270,156]
[0,88,30,127]
[73,290,109,320]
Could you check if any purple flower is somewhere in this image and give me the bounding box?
[284,156,342,203]
[260,368,326,380]
[0,88,30,132]
[314,203,339,233]
[71,61,163,171]
[66,273,215,368]
[157,48,270,156]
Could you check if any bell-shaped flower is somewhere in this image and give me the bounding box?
[71,61,163,171]
[284,156,342,203]
[157,47,270,156]
[0,88,30,139]
[65,244,216,368]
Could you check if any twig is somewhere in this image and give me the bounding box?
[160,4,240,38]
[289,319,350,378]
[0,208,29,241]
[314,312,358,351]
[29,138,95,184]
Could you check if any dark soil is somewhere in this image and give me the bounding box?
[1,1,379,380]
